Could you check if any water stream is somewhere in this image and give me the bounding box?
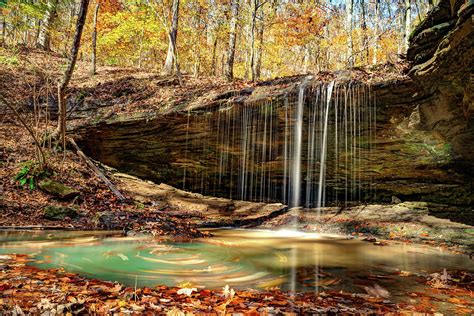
[1,229,471,299]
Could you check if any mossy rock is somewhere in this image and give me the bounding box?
[44,205,78,220]
[38,179,80,200]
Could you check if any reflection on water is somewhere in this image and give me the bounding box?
[0,229,472,300]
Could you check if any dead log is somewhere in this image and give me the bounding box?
[68,137,126,202]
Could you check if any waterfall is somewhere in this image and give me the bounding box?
[316,81,335,210]
[180,80,376,209]
[290,76,312,208]
[182,110,191,189]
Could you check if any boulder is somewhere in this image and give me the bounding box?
[43,205,78,220]
[38,179,80,200]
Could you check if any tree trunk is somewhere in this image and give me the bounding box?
[220,51,225,76]
[57,0,90,148]
[303,45,310,73]
[404,0,411,53]
[345,0,353,67]
[37,0,59,50]
[138,26,145,68]
[192,5,202,78]
[63,2,77,55]
[90,1,100,75]
[372,0,379,65]
[23,16,29,45]
[207,0,219,76]
[224,0,239,81]
[250,0,257,81]
[163,0,179,75]
[360,0,369,64]
[255,15,264,80]
[1,14,6,45]
[244,45,249,80]
[34,18,41,46]
[250,0,265,81]
[211,36,218,76]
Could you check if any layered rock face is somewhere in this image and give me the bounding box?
[79,83,377,208]
[76,76,472,212]
[407,0,474,170]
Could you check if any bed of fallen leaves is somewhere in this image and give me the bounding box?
[0,254,412,315]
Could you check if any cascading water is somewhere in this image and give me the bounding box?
[180,79,376,211]
[290,76,313,209]
[316,81,335,211]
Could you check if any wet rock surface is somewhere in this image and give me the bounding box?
[260,203,474,253]
[112,172,288,228]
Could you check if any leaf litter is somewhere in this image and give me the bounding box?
[1,254,473,314]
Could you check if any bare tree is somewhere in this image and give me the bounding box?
[163,0,181,78]
[1,13,6,45]
[255,12,264,79]
[37,0,59,50]
[206,0,221,76]
[249,0,266,81]
[137,25,145,68]
[57,0,90,148]
[192,3,204,77]
[360,0,369,63]
[345,0,354,67]
[224,0,239,81]
[372,0,380,65]
[1,96,46,168]
[404,0,411,53]
[211,36,218,75]
[90,0,100,75]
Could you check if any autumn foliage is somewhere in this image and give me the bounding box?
[1,0,431,79]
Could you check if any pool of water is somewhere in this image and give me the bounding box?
[0,229,472,302]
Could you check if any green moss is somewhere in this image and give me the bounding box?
[135,202,145,209]
[0,55,19,66]
[43,205,78,220]
[38,179,80,199]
